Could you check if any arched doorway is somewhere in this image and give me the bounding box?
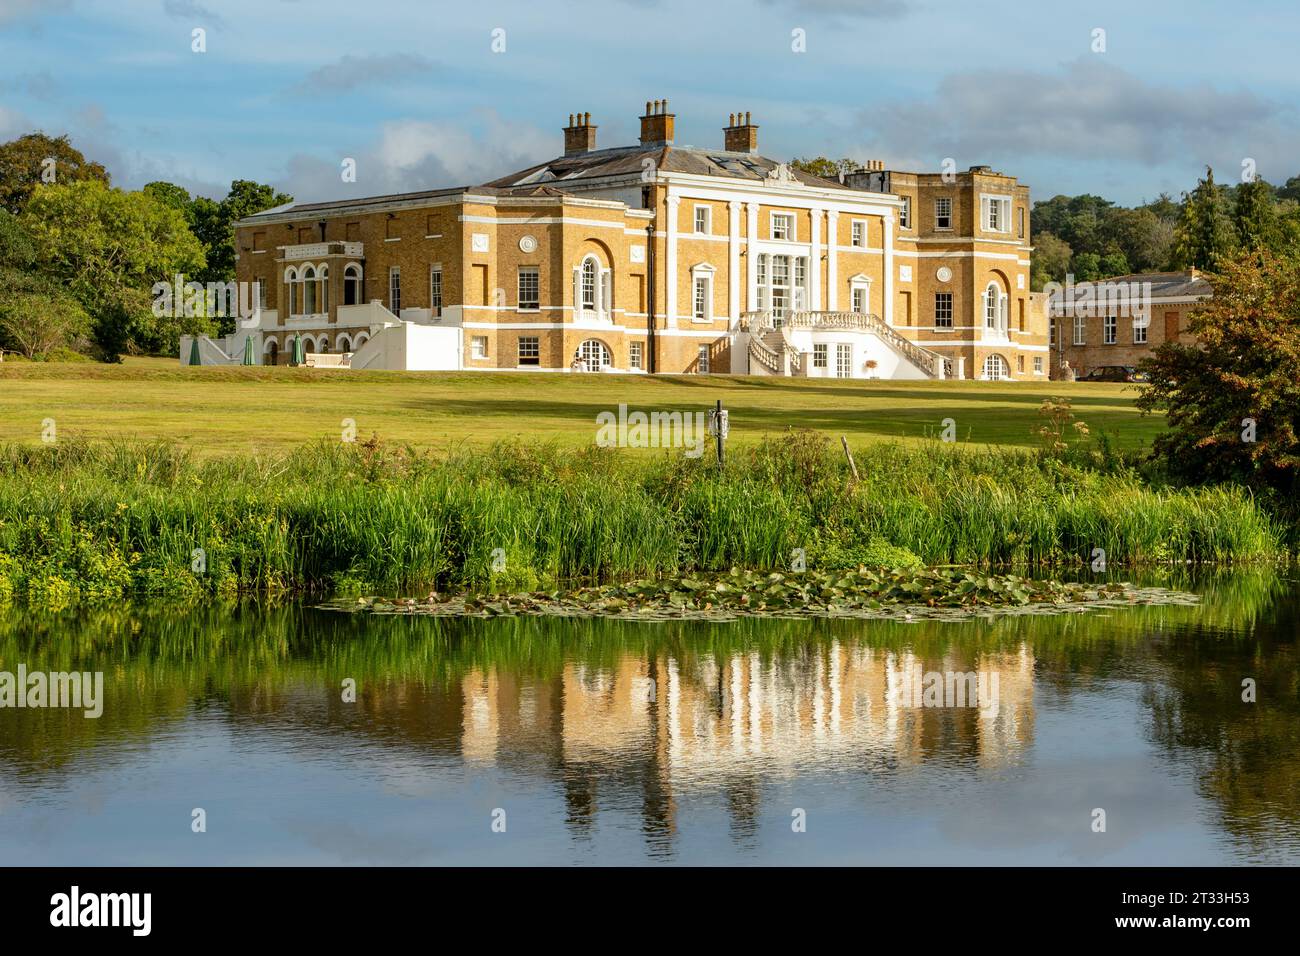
[577,338,612,370]
[982,353,1010,381]
[265,339,279,366]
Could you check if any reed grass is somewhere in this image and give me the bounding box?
[0,432,1286,605]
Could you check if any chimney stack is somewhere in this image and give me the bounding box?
[563,111,597,156]
[639,99,675,146]
[723,111,758,154]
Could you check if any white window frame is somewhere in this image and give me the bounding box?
[517,265,539,311]
[517,335,540,366]
[471,335,488,359]
[813,343,828,368]
[693,205,711,235]
[899,197,911,230]
[629,341,644,370]
[1073,315,1086,346]
[1104,314,1117,345]
[429,264,441,317]
[690,263,715,322]
[697,344,710,373]
[835,343,852,378]
[388,266,401,314]
[850,219,866,247]
[1133,319,1148,344]
[934,291,954,329]
[1034,356,1043,375]
[849,274,872,316]
[982,195,1013,234]
[770,212,794,241]
[934,197,952,230]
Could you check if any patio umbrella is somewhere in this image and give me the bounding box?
[242,335,255,366]
[187,337,201,366]
[291,334,303,366]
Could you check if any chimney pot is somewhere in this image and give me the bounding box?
[639,97,675,145]
[723,111,758,154]
[563,111,597,155]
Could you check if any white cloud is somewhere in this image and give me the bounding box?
[272,111,556,202]
[294,53,441,94]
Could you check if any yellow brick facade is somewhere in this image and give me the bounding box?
[234,103,1047,380]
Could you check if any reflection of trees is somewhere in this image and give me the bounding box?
[1141,584,1300,858]
[1,573,1296,854]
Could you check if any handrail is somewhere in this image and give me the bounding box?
[790,311,946,378]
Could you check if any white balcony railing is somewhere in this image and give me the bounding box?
[281,241,363,261]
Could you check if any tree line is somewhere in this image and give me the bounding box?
[0,132,289,361]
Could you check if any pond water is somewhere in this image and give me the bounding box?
[1,571,1297,866]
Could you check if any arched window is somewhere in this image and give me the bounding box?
[317,337,329,354]
[303,265,317,315]
[984,281,1008,332]
[354,332,370,349]
[319,265,329,313]
[285,267,299,315]
[578,339,611,369]
[264,339,279,366]
[581,257,597,312]
[337,334,352,353]
[344,263,362,306]
[982,354,1009,381]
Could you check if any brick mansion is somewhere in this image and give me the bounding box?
[210,100,1049,380]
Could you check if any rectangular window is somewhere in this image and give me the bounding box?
[429,266,441,317]
[1017,355,1025,373]
[471,336,488,359]
[900,198,911,230]
[694,205,711,235]
[813,343,828,368]
[756,253,768,312]
[385,219,399,240]
[252,231,266,252]
[1034,356,1043,374]
[852,286,868,314]
[517,336,540,366]
[1074,315,1086,345]
[697,345,710,373]
[935,197,952,230]
[1134,320,1148,344]
[629,342,644,370]
[771,213,793,241]
[835,343,852,378]
[389,267,401,314]
[518,266,539,310]
[1104,315,1117,344]
[934,292,953,328]
[982,196,1012,233]
[771,254,790,320]
[1017,206,1026,239]
[1049,317,1057,346]
[693,275,709,320]
[794,256,807,311]
[257,279,267,309]
[851,220,866,247]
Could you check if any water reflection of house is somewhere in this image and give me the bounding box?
[458,640,1036,839]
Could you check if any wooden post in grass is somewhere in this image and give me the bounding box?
[709,399,728,469]
[841,435,859,482]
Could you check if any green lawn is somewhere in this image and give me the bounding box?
[0,357,1163,456]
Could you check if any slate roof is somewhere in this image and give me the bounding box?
[237,144,848,225]
[483,143,848,190]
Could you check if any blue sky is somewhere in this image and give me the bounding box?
[3,0,1299,207]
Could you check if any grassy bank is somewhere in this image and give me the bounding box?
[0,358,1164,454]
[0,433,1285,606]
